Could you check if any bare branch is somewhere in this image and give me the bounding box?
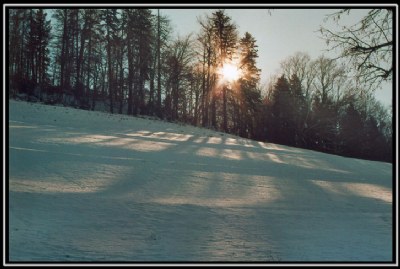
[320,9,392,90]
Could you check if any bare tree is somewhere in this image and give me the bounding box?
[164,34,195,121]
[312,56,347,105]
[280,52,317,102]
[197,14,215,128]
[320,9,393,90]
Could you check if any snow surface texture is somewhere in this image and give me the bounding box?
[8,100,393,262]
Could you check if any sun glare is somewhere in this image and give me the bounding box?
[220,63,240,82]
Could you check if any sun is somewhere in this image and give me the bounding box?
[220,63,240,82]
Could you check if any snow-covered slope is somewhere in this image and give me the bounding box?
[8,100,393,262]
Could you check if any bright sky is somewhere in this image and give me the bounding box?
[160,8,393,108]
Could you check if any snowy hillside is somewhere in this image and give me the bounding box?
[8,100,393,262]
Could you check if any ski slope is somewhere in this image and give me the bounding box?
[8,100,393,262]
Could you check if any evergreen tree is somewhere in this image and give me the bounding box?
[270,75,295,145]
[289,74,307,147]
[338,102,364,157]
[210,10,238,131]
[237,32,261,138]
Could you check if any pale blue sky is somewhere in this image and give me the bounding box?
[160,8,393,108]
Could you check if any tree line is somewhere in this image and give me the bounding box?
[8,8,392,162]
[263,52,392,162]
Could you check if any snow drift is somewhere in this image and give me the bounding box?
[8,100,393,262]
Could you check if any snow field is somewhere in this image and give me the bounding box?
[8,100,393,262]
